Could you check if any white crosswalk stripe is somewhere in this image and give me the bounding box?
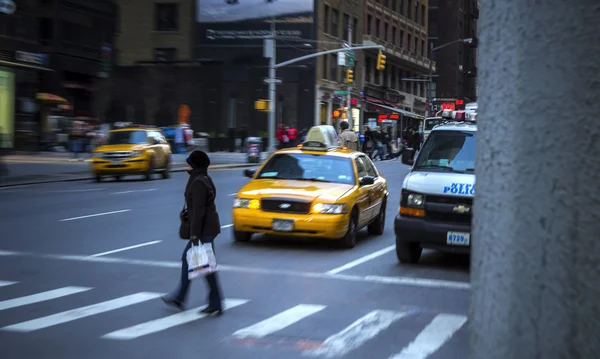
[303,310,410,358]
[0,286,91,311]
[0,280,466,358]
[1,292,163,332]
[102,298,249,340]
[232,304,326,339]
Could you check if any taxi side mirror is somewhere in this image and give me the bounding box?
[359,176,375,186]
[401,149,415,165]
[244,169,256,178]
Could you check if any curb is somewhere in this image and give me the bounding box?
[0,163,260,188]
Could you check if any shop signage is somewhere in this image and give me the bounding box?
[15,51,49,66]
[0,0,16,15]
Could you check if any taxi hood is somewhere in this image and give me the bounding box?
[238,179,354,202]
[95,144,147,152]
[403,171,475,197]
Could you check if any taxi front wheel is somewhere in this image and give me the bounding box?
[339,213,358,249]
[233,229,252,242]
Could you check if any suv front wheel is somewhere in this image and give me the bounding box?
[395,237,422,264]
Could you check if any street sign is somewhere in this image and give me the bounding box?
[334,90,348,95]
[263,78,282,84]
[337,52,346,66]
[347,52,356,67]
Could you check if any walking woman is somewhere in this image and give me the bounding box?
[162,150,224,315]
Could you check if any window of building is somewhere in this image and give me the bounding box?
[384,22,389,42]
[400,0,404,15]
[367,15,372,35]
[366,57,372,83]
[400,30,404,47]
[330,54,338,81]
[407,0,412,20]
[414,37,418,54]
[383,0,389,7]
[421,4,426,25]
[343,13,350,41]
[392,26,397,46]
[39,18,53,45]
[415,3,419,24]
[375,18,380,38]
[154,48,177,62]
[421,40,425,56]
[324,5,329,34]
[321,56,328,80]
[331,9,339,37]
[391,0,397,12]
[352,17,358,43]
[407,34,411,52]
[391,66,396,89]
[155,3,178,31]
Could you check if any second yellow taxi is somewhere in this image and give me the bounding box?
[232,125,388,248]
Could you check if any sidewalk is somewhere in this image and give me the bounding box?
[0,151,268,187]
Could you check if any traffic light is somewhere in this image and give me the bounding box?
[376,51,386,71]
[346,69,354,84]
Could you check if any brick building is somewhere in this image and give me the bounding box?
[428,0,478,108]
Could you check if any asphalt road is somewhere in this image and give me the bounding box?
[0,160,469,359]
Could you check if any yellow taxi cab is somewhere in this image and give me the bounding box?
[91,127,172,182]
[232,125,388,248]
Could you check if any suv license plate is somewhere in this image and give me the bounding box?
[446,232,470,246]
[273,219,294,232]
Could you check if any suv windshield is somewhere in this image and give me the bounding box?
[425,118,444,131]
[256,153,355,185]
[414,130,475,173]
[106,130,147,145]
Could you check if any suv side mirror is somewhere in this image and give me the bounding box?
[359,176,375,186]
[401,148,415,165]
[244,168,256,178]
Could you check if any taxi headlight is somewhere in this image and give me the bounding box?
[92,152,102,158]
[407,193,424,208]
[233,198,260,209]
[132,150,144,157]
[312,203,348,214]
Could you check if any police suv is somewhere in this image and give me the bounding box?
[395,110,475,263]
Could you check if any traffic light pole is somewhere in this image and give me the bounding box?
[347,23,352,128]
[265,44,384,153]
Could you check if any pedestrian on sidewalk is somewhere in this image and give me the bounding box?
[162,150,225,315]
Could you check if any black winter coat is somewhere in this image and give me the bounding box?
[185,168,221,238]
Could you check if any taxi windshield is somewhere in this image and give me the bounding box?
[256,153,355,185]
[414,131,475,173]
[106,130,147,145]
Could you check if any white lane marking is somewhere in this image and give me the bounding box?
[88,240,163,258]
[325,245,396,274]
[1,292,162,332]
[304,310,409,358]
[59,209,131,222]
[111,189,158,195]
[389,314,468,359]
[0,281,17,287]
[228,193,237,196]
[102,298,249,340]
[233,304,326,339]
[45,189,104,193]
[221,224,233,229]
[0,249,470,290]
[0,250,18,256]
[0,286,91,311]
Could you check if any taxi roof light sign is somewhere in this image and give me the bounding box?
[301,125,339,151]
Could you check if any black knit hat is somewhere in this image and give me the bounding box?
[340,121,349,130]
[186,150,211,168]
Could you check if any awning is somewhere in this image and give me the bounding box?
[0,59,53,72]
[364,101,425,120]
[36,93,69,104]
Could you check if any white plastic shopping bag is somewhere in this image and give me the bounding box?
[186,243,218,280]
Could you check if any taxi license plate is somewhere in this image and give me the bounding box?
[272,219,294,232]
[112,160,121,165]
[446,232,470,246]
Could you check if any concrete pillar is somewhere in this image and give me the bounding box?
[326,97,333,125]
[314,86,321,126]
[471,1,600,358]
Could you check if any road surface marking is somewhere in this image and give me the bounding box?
[102,298,249,340]
[221,224,233,229]
[303,310,409,358]
[1,292,162,332]
[325,245,396,274]
[228,193,237,196]
[45,189,104,193]
[59,209,131,222]
[233,304,326,339]
[389,314,467,359]
[111,189,158,195]
[0,281,17,287]
[0,249,470,290]
[88,240,163,257]
[0,286,91,311]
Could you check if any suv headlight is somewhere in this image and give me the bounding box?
[407,193,424,208]
[132,150,143,157]
[312,203,348,214]
[233,198,260,209]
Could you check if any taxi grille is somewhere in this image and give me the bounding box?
[103,151,133,159]
[261,199,311,214]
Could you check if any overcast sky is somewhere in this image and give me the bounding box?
[197,0,313,23]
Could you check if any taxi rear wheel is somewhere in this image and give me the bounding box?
[395,237,422,264]
[340,211,358,249]
[367,200,386,235]
[233,229,252,242]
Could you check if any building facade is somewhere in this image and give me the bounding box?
[0,0,116,150]
[361,0,434,132]
[428,0,478,110]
